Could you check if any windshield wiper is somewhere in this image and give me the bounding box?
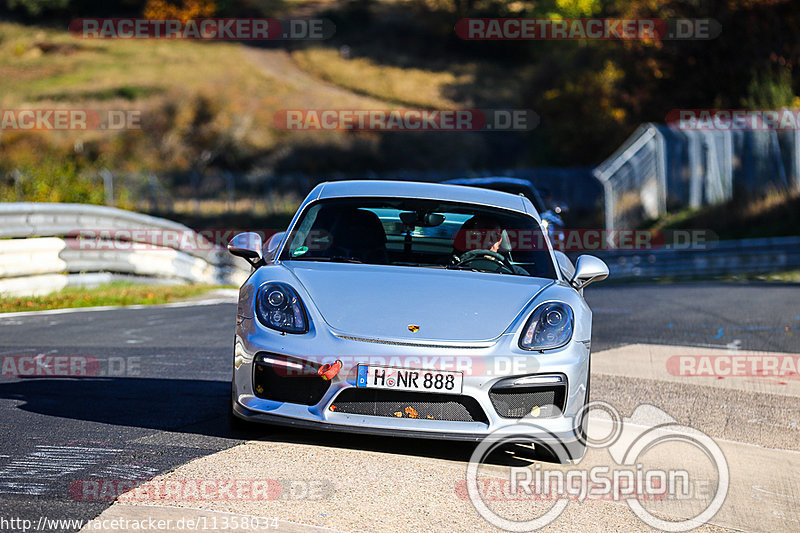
[391,262,447,268]
[289,256,364,264]
[445,265,485,273]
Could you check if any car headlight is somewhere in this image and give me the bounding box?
[255,283,308,334]
[519,302,573,350]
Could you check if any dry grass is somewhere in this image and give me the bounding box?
[2,20,470,176]
[0,282,226,313]
[164,194,302,217]
[652,189,800,239]
[741,187,799,218]
[1,24,253,104]
[291,47,466,109]
[0,19,513,182]
[721,270,800,283]
[0,21,342,156]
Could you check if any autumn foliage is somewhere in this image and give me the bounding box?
[143,0,216,21]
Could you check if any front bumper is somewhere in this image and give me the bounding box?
[232,401,584,443]
[232,317,590,443]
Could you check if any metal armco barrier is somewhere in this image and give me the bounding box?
[3,204,796,294]
[0,203,251,296]
[584,236,800,280]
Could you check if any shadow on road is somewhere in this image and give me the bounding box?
[0,376,539,466]
[0,377,235,437]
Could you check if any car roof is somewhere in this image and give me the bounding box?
[308,180,535,216]
[442,176,535,188]
[441,177,546,212]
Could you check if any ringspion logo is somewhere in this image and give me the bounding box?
[465,403,729,531]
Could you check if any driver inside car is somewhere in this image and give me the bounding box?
[450,215,528,275]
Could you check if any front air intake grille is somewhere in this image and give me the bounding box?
[489,385,566,419]
[331,389,488,423]
[253,353,330,405]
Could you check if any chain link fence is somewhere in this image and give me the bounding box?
[594,122,800,230]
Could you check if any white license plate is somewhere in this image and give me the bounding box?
[356,365,463,394]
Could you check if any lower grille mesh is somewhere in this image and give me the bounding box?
[331,389,488,423]
[489,386,566,419]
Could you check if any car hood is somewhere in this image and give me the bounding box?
[284,262,553,342]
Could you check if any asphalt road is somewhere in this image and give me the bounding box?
[0,301,246,532]
[0,282,797,532]
[586,282,800,353]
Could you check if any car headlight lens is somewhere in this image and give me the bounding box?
[255,283,308,334]
[519,302,573,350]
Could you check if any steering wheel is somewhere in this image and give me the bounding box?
[453,249,515,274]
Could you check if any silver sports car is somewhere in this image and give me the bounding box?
[228,180,608,461]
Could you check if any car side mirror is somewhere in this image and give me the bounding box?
[570,255,609,289]
[228,232,263,267]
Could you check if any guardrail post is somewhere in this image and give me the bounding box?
[100,168,114,206]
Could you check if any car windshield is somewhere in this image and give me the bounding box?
[279,197,557,279]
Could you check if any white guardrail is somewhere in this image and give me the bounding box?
[0,203,251,296]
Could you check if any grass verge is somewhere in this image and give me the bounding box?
[0,282,230,313]
[0,20,335,172]
[720,270,800,283]
[649,190,800,240]
[291,47,464,109]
